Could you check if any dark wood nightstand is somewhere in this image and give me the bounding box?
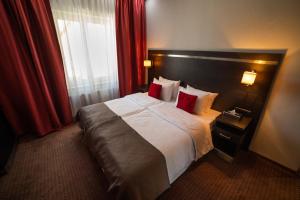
[135,84,149,93]
[212,114,252,162]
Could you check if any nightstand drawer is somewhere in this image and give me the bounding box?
[212,114,252,160]
[212,127,239,157]
[212,127,240,143]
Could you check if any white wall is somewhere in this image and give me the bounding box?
[146,0,300,171]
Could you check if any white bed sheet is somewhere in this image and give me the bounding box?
[106,93,220,183]
[104,92,161,117]
[125,92,161,107]
[148,102,220,160]
[123,110,195,183]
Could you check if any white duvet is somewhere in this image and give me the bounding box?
[122,102,220,183]
[149,102,217,160]
[125,92,160,107]
[123,110,194,183]
[104,92,161,117]
[103,92,220,183]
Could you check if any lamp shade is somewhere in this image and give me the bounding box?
[144,60,152,68]
[241,71,256,86]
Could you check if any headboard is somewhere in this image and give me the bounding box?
[148,49,285,148]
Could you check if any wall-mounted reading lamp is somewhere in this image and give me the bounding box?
[240,70,257,112]
[241,71,256,86]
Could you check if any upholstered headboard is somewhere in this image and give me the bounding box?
[148,49,285,148]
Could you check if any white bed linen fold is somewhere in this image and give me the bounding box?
[125,92,161,107]
[104,98,144,117]
[123,110,195,183]
[148,102,219,160]
[105,93,220,183]
[104,92,161,117]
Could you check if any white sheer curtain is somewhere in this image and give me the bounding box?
[50,0,119,115]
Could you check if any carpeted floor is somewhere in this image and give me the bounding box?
[0,124,299,200]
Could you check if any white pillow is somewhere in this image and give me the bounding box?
[153,78,173,101]
[159,76,180,99]
[175,86,209,115]
[187,85,218,113]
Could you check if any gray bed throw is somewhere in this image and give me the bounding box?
[79,103,170,200]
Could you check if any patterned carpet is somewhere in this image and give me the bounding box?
[0,124,299,200]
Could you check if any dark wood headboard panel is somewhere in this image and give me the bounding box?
[148,49,285,148]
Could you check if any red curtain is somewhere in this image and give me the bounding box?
[115,0,146,96]
[0,0,73,136]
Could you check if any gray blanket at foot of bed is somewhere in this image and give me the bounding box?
[79,103,170,200]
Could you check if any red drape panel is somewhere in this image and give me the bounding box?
[0,0,73,136]
[115,0,146,96]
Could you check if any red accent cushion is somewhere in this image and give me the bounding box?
[176,91,197,113]
[148,83,162,99]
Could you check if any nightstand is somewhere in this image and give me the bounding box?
[135,84,149,93]
[212,114,252,162]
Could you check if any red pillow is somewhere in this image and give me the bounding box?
[148,83,162,99]
[176,91,197,113]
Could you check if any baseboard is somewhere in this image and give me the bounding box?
[250,150,298,174]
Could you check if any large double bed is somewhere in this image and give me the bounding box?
[78,49,283,200]
[79,92,220,200]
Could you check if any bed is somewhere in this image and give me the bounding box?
[79,92,220,200]
[79,92,161,130]
[79,49,283,200]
